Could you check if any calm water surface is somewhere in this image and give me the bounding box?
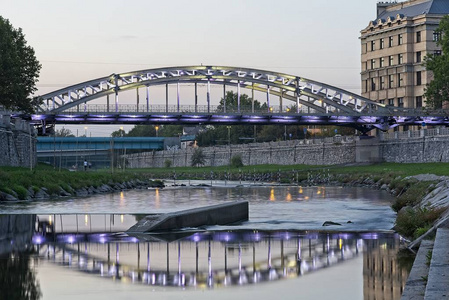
[0,182,411,300]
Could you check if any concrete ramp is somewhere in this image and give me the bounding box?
[127,201,249,233]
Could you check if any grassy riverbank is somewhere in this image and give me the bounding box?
[1,162,448,239]
[0,164,162,200]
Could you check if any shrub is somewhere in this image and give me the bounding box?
[230,155,243,168]
[392,182,434,212]
[13,185,28,200]
[395,205,446,238]
[191,148,206,167]
[164,159,173,168]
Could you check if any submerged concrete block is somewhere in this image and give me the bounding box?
[127,201,249,233]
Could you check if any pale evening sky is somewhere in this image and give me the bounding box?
[3,0,384,135]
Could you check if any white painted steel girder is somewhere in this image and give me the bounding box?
[34,66,386,115]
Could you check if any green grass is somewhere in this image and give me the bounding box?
[0,163,155,198]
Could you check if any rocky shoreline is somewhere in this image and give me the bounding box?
[0,179,165,202]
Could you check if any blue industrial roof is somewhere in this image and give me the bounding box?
[377,0,449,20]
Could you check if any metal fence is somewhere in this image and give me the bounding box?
[380,127,449,140]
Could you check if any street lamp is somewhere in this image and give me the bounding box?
[227,126,231,145]
[84,126,88,137]
[155,125,159,137]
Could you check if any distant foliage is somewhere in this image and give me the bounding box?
[230,155,243,168]
[191,148,206,167]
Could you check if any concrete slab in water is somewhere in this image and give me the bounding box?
[126,201,249,233]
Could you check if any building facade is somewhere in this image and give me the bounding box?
[360,0,449,109]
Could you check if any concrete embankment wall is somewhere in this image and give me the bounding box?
[126,137,358,168]
[125,128,449,168]
[0,115,37,167]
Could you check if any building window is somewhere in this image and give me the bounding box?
[398,97,404,107]
[433,31,441,42]
[435,50,442,56]
[371,59,376,69]
[416,51,422,63]
[416,96,423,108]
[371,40,376,51]
[380,99,385,104]
[389,36,394,47]
[371,78,376,91]
[398,73,403,87]
[389,74,394,88]
[389,55,394,66]
[398,34,403,45]
[388,98,395,106]
[380,77,385,90]
[398,53,403,64]
[417,71,422,85]
[380,57,385,68]
[364,80,368,93]
[416,31,421,43]
[380,38,385,49]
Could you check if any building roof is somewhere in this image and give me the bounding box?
[377,0,449,20]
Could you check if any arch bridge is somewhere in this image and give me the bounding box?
[19,66,449,134]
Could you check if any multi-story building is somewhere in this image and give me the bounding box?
[360,0,449,110]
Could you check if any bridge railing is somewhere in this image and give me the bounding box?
[42,104,324,114]
[38,103,449,117]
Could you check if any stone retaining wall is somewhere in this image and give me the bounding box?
[125,132,449,168]
[0,114,37,167]
[126,138,358,168]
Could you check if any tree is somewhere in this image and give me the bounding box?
[217,91,263,112]
[111,128,126,137]
[191,148,206,167]
[54,127,75,137]
[424,15,449,109]
[0,16,41,113]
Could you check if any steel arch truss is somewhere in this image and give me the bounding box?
[35,65,385,115]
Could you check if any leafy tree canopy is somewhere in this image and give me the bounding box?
[0,16,41,113]
[217,91,264,112]
[54,127,75,137]
[425,15,449,109]
[110,125,184,137]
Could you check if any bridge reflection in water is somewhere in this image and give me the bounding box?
[29,214,410,296]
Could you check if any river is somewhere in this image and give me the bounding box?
[0,182,412,300]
